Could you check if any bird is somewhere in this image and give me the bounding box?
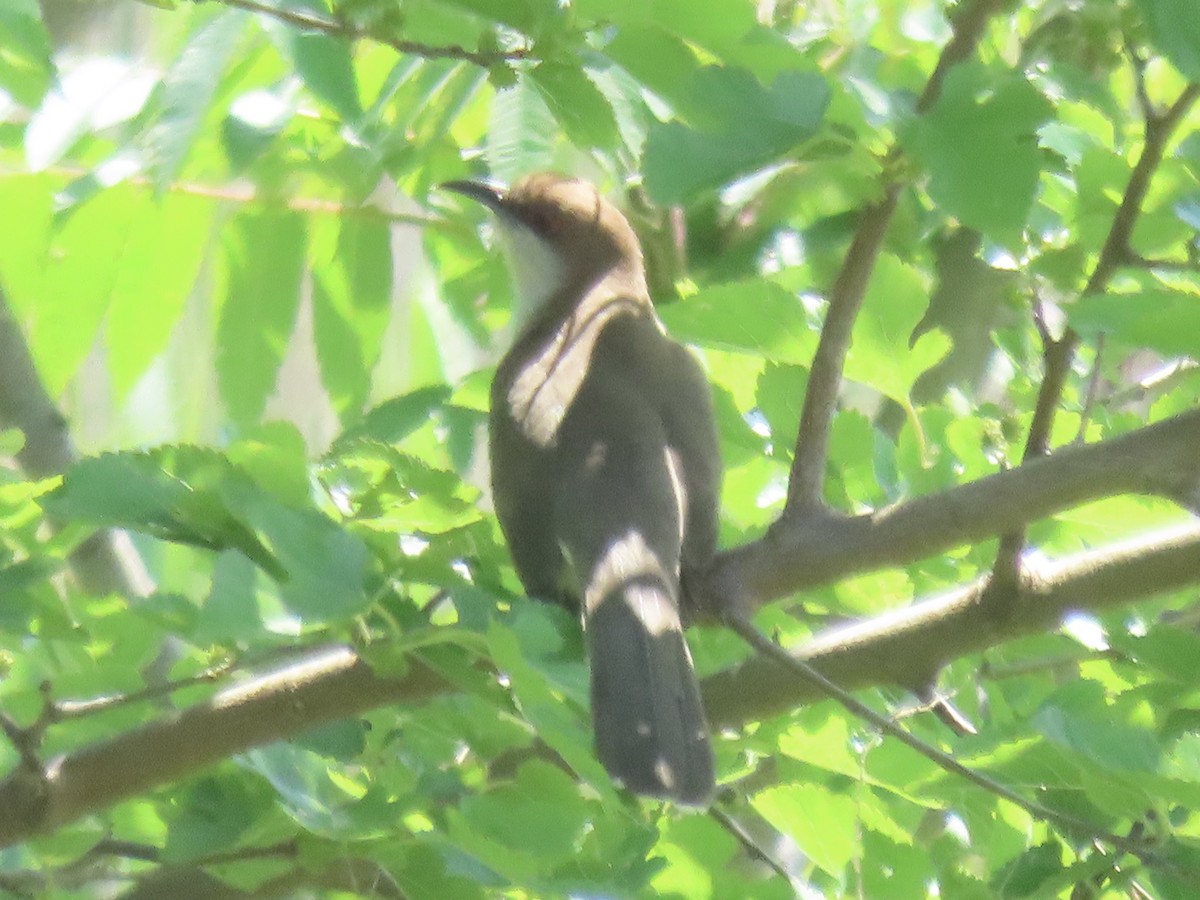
[443,172,721,805]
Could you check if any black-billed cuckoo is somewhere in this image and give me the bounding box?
[443,173,720,805]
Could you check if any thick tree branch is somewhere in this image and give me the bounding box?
[786,0,1008,509]
[708,407,1200,615]
[704,523,1200,726]
[786,185,900,509]
[0,647,450,848]
[3,515,1199,848]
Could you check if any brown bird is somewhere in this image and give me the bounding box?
[443,173,720,805]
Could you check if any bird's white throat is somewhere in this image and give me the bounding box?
[496,221,566,331]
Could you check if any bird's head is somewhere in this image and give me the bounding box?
[442,173,648,326]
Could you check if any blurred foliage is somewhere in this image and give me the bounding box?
[0,0,1199,895]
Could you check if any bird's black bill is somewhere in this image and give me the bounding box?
[440,179,505,212]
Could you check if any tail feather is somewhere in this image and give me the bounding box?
[585,577,714,805]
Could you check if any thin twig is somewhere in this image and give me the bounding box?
[708,806,799,886]
[0,713,40,773]
[211,0,534,68]
[51,663,234,720]
[1075,334,1106,444]
[980,648,1121,681]
[994,79,1200,598]
[898,690,979,737]
[0,167,448,229]
[725,612,1147,851]
[1125,41,1155,124]
[1120,251,1200,273]
[1025,81,1198,462]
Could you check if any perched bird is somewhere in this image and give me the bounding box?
[444,173,721,805]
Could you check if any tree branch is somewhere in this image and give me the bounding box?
[0,647,450,848]
[708,406,1200,615]
[703,523,1200,726]
[725,613,1140,849]
[786,0,1009,510]
[1023,81,1200,465]
[0,286,154,597]
[209,0,533,68]
[3,513,1199,848]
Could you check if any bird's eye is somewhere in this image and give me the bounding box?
[526,207,559,236]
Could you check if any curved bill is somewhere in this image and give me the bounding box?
[440,180,505,213]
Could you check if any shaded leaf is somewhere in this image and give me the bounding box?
[312,216,394,422]
[1136,0,1200,80]
[217,210,307,426]
[904,65,1052,244]
[529,62,619,150]
[142,11,247,191]
[1069,290,1200,358]
[644,67,829,203]
[659,279,818,362]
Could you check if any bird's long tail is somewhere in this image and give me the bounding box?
[582,541,713,805]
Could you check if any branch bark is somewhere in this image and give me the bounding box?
[0,647,451,848]
[1023,81,1200,464]
[708,406,1200,614]
[208,0,533,68]
[703,524,1200,726]
[2,404,1197,847]
[787,0,1009,509]
[0,285,154,597]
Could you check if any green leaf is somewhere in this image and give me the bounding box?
[0,174,53,311]
[435,0,558,33]
[227,421,311,507]
[107,192,215,399]
[1111,627,1200,683]
[575,0,757,66]
[242,742,376,836]
[194,550,264,645]
[603,25,698,113]
[659,279,818,362]
[485,616,607,793]
[221,479,370,623]
[1069,290,1200,358]
[33,184,145,396]
[272,28,362,123]
[844,254,950,403]
[44,451,282,579]
[903,65,1052,244]
[46,453,190,527]
[142,11,247,191]
[991,842,1065,899]
[328,385,452,451]
[752,782,858,877]
[486,79,557,184]
[1032,705,1160,773]
[312,217,394,422]
[458,760,589,864]
[217,210,307,427]
[0,0,53,107]
[528,62,619,150]
[1136,0,1200,80]
[162,775,275,862]
[46,449,370,622]
[643,67,829,203]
